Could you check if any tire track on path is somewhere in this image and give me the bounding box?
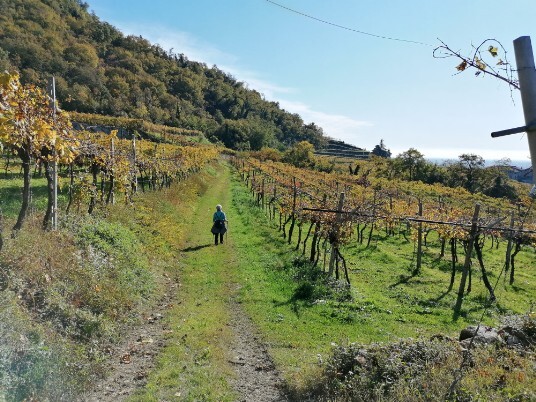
[85,163,287,401]
[178,163,288,401]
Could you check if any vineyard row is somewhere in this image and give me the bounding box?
[232,157,535,311]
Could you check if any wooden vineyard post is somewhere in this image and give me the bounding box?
[310,194,326,264]
[132,133,138,194]
[328,192,345,277]
[106,137,115,204]
[287,177,298,244]
[510,218,525,285]
[272,185,277,220]
[505,211,515,272]
[261,178,265,209]
[47,77,58,230]
[454,204,480,316]
[415,200,423,274]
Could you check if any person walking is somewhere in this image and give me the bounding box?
[211,204,227,245]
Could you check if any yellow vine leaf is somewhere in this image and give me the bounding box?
[475,57,486,70]
[488,46,499,57]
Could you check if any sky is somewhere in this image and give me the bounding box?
[86,0,536,166]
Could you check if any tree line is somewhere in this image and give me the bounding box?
[0,0,326,151]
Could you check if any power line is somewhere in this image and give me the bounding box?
[265,0,433,47]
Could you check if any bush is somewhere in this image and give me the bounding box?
[0,213,156,400]
[0,292,82,401]
[295,333,536,401]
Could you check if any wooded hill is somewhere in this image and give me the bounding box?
[0,0,327,151]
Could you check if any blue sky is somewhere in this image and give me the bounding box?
[86,0,535,165]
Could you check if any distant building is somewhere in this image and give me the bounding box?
[371,139,391,158]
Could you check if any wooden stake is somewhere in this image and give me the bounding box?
[454,204,480,315]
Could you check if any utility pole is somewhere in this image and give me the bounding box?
[491,36,536,195]
[48,77,58,230]
[514,36,536,191]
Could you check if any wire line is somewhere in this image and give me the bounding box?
[265,0,433,47]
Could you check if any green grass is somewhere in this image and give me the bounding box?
[1,159,534,400]
[130,162,237,402]
[226,169,536,391]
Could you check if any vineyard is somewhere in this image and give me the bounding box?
[69,111,204,145]
[0,73,218,235]
[233,156,536,312]
[1,71,535,401]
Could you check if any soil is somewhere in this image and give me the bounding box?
[82,278,288,401]
[83,166,288,401]
[81,276,178,402]
[227,285,288,402]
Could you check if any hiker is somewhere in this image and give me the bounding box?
[211,204,227,245]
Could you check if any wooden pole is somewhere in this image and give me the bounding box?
[513,36,536,187]
[328,192,345,276]
[261,178,265,209]
[132,133,138,193]
[48,77,58,230]
[110,137,115,204]
[415,200,423,274]
[454,204,480,315]
[505,211,515,272]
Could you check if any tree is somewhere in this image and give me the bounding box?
[446,154,485,193]
[483,176,518,200]
[395,148,425,181]
[283,141,314,168]
[0,73,78,232]
[213,119,251,150]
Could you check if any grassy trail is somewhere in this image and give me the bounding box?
[130,163,285,401]
[127,160,536,401]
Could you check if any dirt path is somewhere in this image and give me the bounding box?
[83,164,287,401]
[82,289,175,401]
[227,286,287,402]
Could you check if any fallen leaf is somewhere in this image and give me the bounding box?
[120,353,131,364]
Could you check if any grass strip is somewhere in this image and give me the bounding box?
[130,163,237,402]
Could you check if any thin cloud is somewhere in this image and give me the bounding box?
[108,22,373,146]
[278,99,373,143]
[115,23,235,66]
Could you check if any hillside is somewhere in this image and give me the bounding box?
[0,0,326,150]
[315,139,371,159]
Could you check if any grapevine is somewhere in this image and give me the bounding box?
[233,156,536,305]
